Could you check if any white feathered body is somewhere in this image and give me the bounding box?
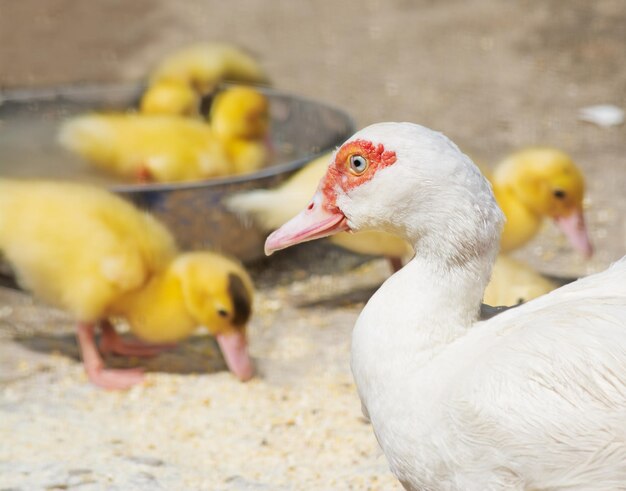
[354,252,626,491]
[265,122,626,490]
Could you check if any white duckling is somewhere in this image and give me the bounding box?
[265,123,626,490]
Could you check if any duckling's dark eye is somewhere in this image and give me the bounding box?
[349,155,369,175]
[553,189,566,199]
[217,309,229,318]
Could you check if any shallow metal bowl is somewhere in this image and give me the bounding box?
[0,84,355,261]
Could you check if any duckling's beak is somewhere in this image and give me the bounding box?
[216,332,254,381]
[554,208,593,257]
[264,192,349,255]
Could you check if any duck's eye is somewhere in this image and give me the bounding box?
[553,189,566,199]
[349,155,369,175]
[217,308,229,318]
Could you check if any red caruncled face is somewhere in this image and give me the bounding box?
[320,139,397,211]
[264,138,398,256]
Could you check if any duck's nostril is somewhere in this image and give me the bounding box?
[307,202,315,211]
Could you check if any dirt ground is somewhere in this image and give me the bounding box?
[0,1,625,489]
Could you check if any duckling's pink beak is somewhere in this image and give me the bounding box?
[264,192,349,255]
[216,332,254,381]
[554,208,593,258]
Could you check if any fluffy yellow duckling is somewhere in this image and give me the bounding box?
[59,114,229,182]
[139,80,200,117]
[491,147,592,256]
[227,153,413,270]
[483,147,593,305]
[209,86,271,175]
[0,179,254,389]
[149,42,269,95]
[59,86,270,182]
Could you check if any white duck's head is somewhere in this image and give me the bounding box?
[265,122,505,269]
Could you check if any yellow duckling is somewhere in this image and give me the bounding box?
[209,86,271,175]
[0,179,254,389]
[149,42,269,95]
[139,80,200,117]
[483,147,593,305]
[59,86,270,183]
[491,147,592,257]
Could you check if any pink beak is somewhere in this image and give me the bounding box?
[216,332,254,381]
[554,208,593,258]
[264,192,349,255]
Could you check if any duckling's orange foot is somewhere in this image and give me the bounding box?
[86,365,145,390]
[135,165,154,183]
[388,256,404,273]
[76,322,145,390]
[100,336,175,357]
[99,321,175,357]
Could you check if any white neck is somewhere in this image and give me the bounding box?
[353,250,490,361]
[350,240,495,428]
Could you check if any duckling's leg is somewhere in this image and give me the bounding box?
[388,257,403,272]
[135,164,154,183]
[99,320,175,357]
[76,322,145,390]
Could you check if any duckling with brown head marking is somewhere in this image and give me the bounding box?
[492,147,592,256]
[169,252,255,381]
[0,179,256,388]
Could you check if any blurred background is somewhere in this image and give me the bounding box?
[0,1,624,489]
[1,0,624,270]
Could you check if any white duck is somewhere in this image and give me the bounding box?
[229,149,592,304]
[265,123,626,490]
